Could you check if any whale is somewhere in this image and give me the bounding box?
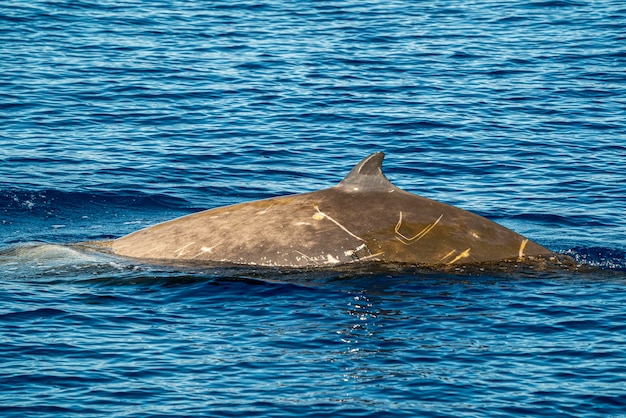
[99,152,557,268]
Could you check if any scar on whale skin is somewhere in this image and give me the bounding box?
[395,212,443,245]
[518,238,528,261]
[313,205,365,242]
[446,248,471,264]
[174,242,195,257]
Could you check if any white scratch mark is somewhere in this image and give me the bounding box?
[518,238,528,260]
[191,245,219,259]
[174,242,196,258]
[256,203,276,215]
[440,249,457,262]
[395,212,443,245]
[345,243,368,257]
[313,205,365,242]
[294,250,314,261]
[447,248,471,264]
[354,252,385,262]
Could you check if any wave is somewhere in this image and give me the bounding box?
[507,213,610,228]
[0,188,192,214]
[0,187,202,247]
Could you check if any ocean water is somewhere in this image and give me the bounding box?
[1,0,626,416]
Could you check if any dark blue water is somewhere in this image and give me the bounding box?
[2,0,626,416]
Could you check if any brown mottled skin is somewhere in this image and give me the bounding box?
[106,153,554,267]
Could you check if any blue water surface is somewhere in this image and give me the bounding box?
[1,0,626,416]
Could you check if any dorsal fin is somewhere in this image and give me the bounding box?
[336,152,397,192]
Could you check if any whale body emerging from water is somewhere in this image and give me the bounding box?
[104,152,554,268]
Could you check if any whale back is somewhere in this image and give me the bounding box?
[110,153,553,267]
